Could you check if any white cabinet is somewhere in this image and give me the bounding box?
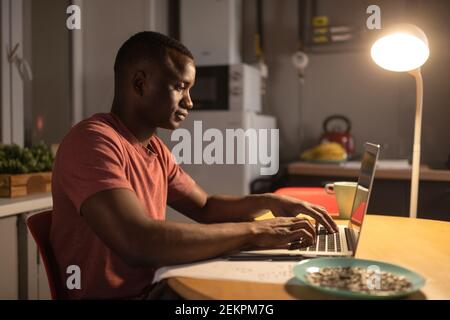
[0,216,19,299]
[0,194,52,299]
[21,213,51,300]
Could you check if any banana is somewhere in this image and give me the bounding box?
[301,142,347,161]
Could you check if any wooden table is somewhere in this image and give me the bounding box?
[167,215,450,299]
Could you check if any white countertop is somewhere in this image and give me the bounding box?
[0,193,52,219]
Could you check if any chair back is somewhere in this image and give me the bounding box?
[274,187,339,216]
[26,210,66,299]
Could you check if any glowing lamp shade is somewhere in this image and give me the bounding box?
[371,24,429,72]
[370,24,430,219]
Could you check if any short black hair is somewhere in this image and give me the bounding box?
[114,31,194,74]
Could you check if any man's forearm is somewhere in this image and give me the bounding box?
[131,219,255,267]
[201,194,273,223]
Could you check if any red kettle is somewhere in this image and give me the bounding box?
[320,115,355,156]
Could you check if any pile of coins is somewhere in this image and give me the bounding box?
[306,267,412,295]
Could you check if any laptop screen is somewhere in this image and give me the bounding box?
[348,143,380,253]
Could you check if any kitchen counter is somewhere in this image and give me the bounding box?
[286,162,450,220]
[0,193,52,219]
[287,162,450,182]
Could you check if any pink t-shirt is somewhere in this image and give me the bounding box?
[50,112,195,299]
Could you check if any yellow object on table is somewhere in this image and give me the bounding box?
[300,142,347,161]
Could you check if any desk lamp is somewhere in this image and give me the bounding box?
[371,24,429,218]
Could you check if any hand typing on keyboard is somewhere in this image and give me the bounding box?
[265,194,339,234]
[301,225,342,253]
[248,216,317,250]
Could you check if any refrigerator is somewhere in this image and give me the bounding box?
[158,111,277,222]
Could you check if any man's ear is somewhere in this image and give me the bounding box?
[132,70,146,97]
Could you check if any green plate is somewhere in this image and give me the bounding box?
[293,257,425,299]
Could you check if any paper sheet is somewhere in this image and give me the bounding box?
[153,259,300,284]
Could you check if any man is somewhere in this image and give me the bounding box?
[50,31,338,299]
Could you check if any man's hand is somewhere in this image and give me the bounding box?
[265,194,339,233]
[248,217,316,250]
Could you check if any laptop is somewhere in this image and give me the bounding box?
[230,142,380,260]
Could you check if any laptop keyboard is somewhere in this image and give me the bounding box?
[304,226,343,253]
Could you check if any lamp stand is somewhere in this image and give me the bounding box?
[408,68,423,218]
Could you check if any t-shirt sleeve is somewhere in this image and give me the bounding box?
[56,125,133,214]
[157,139,196,204]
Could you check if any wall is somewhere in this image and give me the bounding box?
[0,3,2,138]
[26,0,71,146]
[55,0,450,165]
[414,0,450,168]
[81,0,168,118]
[242,0,450,168]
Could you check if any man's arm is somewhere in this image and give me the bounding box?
[81,188,316,268]
[169,184,268,223]
[170,184,338,233]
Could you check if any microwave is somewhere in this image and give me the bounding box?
[190,64,262,112]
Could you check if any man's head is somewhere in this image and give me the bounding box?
[113,31,195,130]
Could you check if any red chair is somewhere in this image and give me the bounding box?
[274,187,339,217]
[26,210,66,299]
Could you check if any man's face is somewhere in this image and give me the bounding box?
[135,50,196,130]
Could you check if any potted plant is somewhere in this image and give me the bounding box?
[0,143,54,197]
